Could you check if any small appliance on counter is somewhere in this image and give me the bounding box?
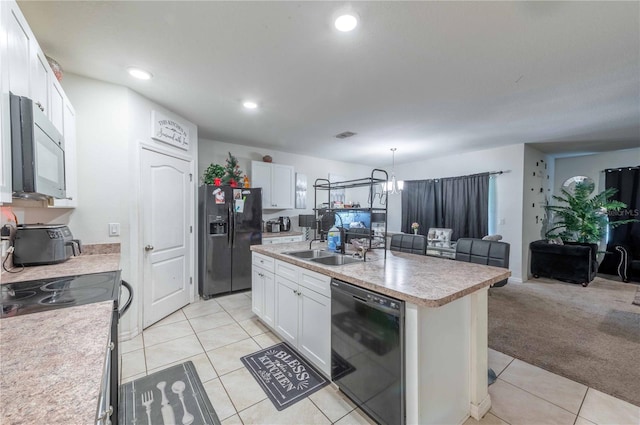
[266,220,281,233]
[13,224,81,266]
[278,216,291,232]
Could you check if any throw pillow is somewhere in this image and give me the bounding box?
[482,234,503,241]
[548,237,564,245]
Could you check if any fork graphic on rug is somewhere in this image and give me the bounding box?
[140,380,193,425]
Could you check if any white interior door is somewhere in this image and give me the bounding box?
[142,148,192,328]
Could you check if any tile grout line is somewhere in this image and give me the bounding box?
[573,387,591,425]
[494,378,582,419]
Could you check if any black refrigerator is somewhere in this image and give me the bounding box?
[198,185,262,298]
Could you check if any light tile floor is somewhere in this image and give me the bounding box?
[121,292,640,425]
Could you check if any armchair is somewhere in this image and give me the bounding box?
[614,244,640,283]
[427,228,452,247]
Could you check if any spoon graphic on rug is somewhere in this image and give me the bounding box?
[156,381,176,425]
[172,380,194,425]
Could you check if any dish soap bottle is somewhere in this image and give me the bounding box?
[327,225,340,252]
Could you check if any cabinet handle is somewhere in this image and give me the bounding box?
[145,245,154,251]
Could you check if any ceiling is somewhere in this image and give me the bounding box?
[18,1,640,166]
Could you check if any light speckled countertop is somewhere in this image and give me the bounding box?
[1,250,121,284]
[0,301,114,425]
[262,231,304,238]
[0,245,121,424]
[251,241,510,307]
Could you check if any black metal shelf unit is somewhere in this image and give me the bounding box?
[313,169,389,258]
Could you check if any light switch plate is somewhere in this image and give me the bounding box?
[108,223,120,236]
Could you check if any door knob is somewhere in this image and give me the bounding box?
[145,245,154,251]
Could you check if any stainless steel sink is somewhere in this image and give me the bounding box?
[283,249,333,259]
[309,255,363,266]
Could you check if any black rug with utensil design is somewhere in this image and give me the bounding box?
[241,342,328,411]
[119,361,220,425]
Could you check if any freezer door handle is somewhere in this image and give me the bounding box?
[227,204,232,248]
[231,206,236,248]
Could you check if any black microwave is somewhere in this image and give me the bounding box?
[10,93,66,200]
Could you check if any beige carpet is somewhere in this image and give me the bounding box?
[488,276,640,407]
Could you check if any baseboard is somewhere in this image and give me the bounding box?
[119,326,140,342]
[508,277,523,284]
[469,394,492,420]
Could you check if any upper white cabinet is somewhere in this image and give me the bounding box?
[49,78,64,135]
[5,1,32,98]
[31,48,50,114]
[51,100,77,207]
[251,160,294,209]
[0,0,77,205]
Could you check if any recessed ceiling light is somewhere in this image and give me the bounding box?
[243,101,258,110]
[127,67,152,80]
[335,14,358,32]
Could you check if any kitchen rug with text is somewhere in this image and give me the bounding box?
[240,342,328,411]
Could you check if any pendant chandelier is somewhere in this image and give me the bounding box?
[382,148,404,194]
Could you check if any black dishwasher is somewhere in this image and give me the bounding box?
[330,278,405,425]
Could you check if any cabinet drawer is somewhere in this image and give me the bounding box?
[275,260,299,282]
[252,253,275,273]
[299,269,331,297]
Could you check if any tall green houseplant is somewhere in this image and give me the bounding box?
[545,181,634,244]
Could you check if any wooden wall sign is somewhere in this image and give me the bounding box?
[151,110,190,150]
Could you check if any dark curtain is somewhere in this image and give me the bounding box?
[599,167,640,274]
[401,173,489,240]
[401,180,441,233]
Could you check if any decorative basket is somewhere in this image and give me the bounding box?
[46,56,63,82]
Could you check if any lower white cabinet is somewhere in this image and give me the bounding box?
[274,260,331,377]
[251,253,331,377]
[251,253,275,327]
[252,265,275,327]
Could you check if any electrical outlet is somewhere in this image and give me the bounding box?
[499,218,506,225]
[108,223,120,236]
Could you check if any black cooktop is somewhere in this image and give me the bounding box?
[1,271,121,318]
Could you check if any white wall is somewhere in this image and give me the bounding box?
[198,139,377,227]
[553,147,640,195]
[37,74,197,338]
[522,145,555,280]
[389,144,526,282]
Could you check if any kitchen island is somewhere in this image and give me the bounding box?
[251,241,510,425]
[0,248,121,424]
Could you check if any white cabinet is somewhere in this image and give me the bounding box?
[0,0,77,205]
[251,253,275,327]
[49,78,64,135]
[274,274,300,345]
[262,234,305,245]
[251,161,294,209]
[31,48,50,114]
[51,100,77,207]
[5,1,32,98]
[0,3,11,202]
[1,0,34,202]
[273,260,331,376]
